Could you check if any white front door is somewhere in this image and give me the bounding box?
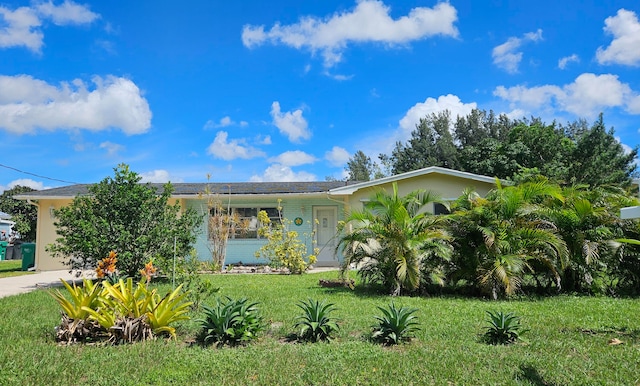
[314,206,338,266]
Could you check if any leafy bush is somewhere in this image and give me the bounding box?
[294,298,340,342]
[483,310,527,345]
[254,200,318,274]
[47,164,201,277]
[173,252,220,310]
[371,303,420,345]
[198,297,264,346]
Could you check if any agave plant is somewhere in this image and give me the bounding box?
[371,303,420,345]
[198,297,264,346]
[483,310,527,345]
[294,298,339,342]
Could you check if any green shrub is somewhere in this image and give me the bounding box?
[483,310,527,345]
[198,297,264,346]
[294,298,340,342]
[371,303,420,345]
[254,201,318,274]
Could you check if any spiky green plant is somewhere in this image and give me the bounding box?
[198,297,264,346]
[50,279,106,343]
[371,303,420,345]
[294,298,339,342]
[483,310,527,345]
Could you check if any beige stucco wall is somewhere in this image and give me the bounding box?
[35,198,72,271]
[346,173,495,212]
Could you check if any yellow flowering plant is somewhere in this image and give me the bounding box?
[254,201,318,274]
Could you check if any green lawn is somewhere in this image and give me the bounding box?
[0,260,33,278]
[0,271,638,385]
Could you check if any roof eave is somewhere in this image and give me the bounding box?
[329,166,501,196]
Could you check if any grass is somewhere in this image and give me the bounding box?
[1,271,639,385]
[0,260,33,278]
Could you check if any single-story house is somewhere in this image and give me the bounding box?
[621,178,640,220]
[15,166,499,271]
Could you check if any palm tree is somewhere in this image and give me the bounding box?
[546,184,638,293]
[336,183,451,296]
[449,179,568,299]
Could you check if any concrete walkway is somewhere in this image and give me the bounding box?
[0,267,339,299]
[0,270,94,299]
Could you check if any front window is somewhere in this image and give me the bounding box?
[211,207,281,239]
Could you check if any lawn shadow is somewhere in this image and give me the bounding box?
[316,282,390,299]
[516,364,557,386]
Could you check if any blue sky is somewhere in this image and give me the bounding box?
[1,0,639,191]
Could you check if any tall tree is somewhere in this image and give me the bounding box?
[0,185,37,242]
[564,114,638,187]
[384,109,637,187]
[47,164,201,276]
[345,150,375,181]
[388,111,459,174]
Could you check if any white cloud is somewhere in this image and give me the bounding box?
[139,170,181,183]
[399,94,477,134]
[249,164,317,182]
[206,131,266,161]
[0,6,42,51]
[596,9,640,66]
[270,101,311,143]
[558,54,579,69]
[8,178,49,190]
[615,136,634,155]
[0,75,152,134]
[492,29,543,73]
[204,116,248,129]
[99,141,124,156]
[323,71,354,81]
[325,146,350,167]
[494,73,640,118]
[242,0,458,68]
[628,95,640,114]
[35,1,99,26]
[219,116,232,127]
[0,1,98,52]
[269,150,317,166]
[255,134,272,145]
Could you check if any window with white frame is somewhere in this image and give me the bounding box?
[210,206,281,239]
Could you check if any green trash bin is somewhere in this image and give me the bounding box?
[0,241,7,261]
[21,243,35,271]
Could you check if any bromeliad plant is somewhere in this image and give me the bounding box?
[371,303,420,345]
[95,251,129,284]
[198,297,264,347]
[51,274,192,344]
[50,278,105,343]
[294,298,340,343]
[483,310,527,345]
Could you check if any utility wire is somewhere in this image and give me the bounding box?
[0,163,79,185]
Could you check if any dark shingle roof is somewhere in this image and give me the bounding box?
[14,181,359,199]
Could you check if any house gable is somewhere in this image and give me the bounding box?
[329,166,499,212]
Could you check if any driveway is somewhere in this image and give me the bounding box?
[0,267,338,299]
[0,270,94,298]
